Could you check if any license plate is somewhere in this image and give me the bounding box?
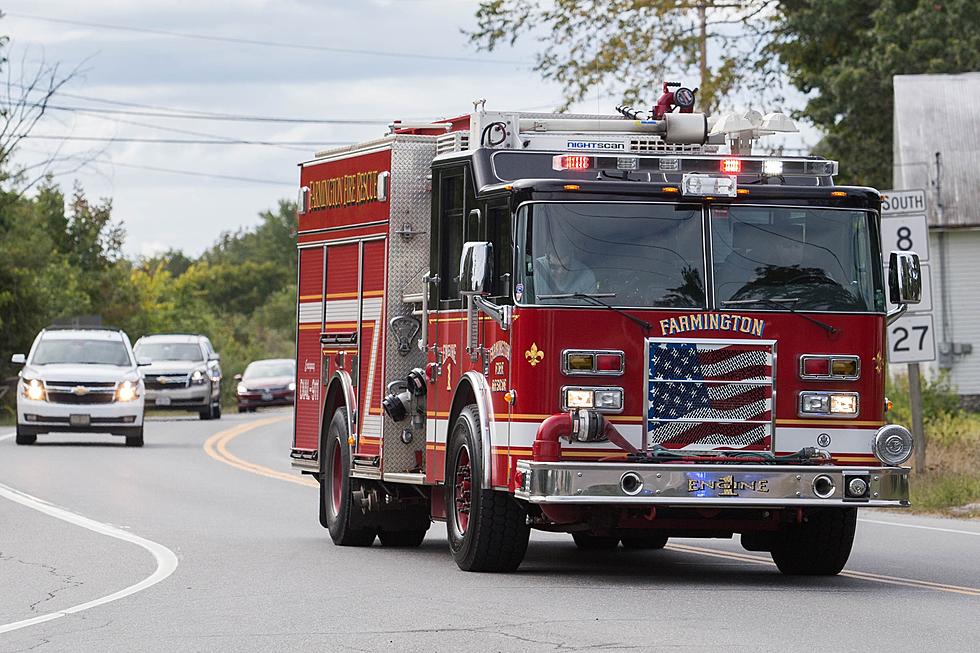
[261,392,273,401]
[69,414,91,427]
[155,397,171,406]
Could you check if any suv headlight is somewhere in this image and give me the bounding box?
[116,380,138,402]
[288,381,296,392]
[191,369,207,385]
[21,378,46,401]
[237,382,248,395]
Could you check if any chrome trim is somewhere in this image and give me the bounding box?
[320,369,358,471]
[561,349,625,376]
[797,391,860,419]
[458,371,498,489]
[382,472,427,485]
[561,385,624,414]
[514,460,910,507]
[799,354,861,381]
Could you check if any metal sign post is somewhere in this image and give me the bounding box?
[882,189,932,474]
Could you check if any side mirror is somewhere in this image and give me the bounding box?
[459,241,494,296]
[209,353,221,362]
[234,373,243,381]
[888,251,922,305]
[137,357,153,366]
[10,353,26,365]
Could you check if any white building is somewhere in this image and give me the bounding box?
[893,73,980,405]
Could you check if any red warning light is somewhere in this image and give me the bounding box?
[720,159,742,174]
[553,155,592,171]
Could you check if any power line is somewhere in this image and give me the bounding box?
[7,12,527,65]
[41,103,392,125]
[22,134,353,147]
[17,147,294,186]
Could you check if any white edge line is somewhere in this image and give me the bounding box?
[859,517,980,537]
[0,481,179,635]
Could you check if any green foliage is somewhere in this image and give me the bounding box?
[886,371,961,429]
[468,0,773,113]
[768,0,980,188]
[0,174,298,413]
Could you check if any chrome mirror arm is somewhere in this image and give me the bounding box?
[886,303,908,326]
[472,295,512,331]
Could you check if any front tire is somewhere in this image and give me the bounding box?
[321,408,376,546]
[125,427,144,447]
[446,405,529,572]
[770,508,857,575]
[15,425,36,446]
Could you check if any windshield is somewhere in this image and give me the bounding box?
[711,206,883,312]
[33,339,131,366]
[516,202,705,307]
[135,342,204,362]
[244,361,294,379]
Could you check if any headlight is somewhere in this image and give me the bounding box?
[191,369,206,384]
[873,425,914,466]
[237,382,248,395]
[562,387,623,412]
[799,392,858,417]
[21,378,46,401]
[116,380,138,402]
[288,381,296,392]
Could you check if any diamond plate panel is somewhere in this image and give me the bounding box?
[381,136,436,473]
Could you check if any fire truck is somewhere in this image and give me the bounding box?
[291,88,923,574]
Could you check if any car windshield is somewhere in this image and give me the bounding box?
[516,202,705,307]
[244,361,294,378]
[711,206,883,312]
[33,339,131,366]
[135,342,204,362]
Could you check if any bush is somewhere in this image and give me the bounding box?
[886,371,962,427]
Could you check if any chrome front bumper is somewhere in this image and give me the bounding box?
[515,461,910,507]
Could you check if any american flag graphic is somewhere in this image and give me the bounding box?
[647,341,774,450]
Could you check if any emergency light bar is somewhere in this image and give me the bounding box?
[503,151,839,180]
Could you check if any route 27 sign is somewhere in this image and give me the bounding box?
[881,189,936,364]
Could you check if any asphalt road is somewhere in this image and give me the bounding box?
[1,412,978,652]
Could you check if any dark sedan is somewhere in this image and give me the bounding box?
[235,359,295,412]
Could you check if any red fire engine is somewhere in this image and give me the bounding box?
[291,90,923,574]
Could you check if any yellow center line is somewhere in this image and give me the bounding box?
[666,543,980,597]
[203,416,318,488]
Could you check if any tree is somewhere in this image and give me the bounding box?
[467,1,775,113]
[767,0,980,188]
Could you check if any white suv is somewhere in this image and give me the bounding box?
[11,327,147,447]
[134,334,222,420]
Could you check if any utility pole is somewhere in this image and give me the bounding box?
[697,1,709,111]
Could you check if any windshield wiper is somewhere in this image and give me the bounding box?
[721,298,838,335]
[537,292,652,331]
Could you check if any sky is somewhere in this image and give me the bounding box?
[2,1,815,258]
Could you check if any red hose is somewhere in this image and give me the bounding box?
[531,413,572,462]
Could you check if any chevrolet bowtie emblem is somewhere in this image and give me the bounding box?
[72,386,90,396]
[157,376,171,384]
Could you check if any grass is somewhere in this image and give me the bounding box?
[900,404,980,516]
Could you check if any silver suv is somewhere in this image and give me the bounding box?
[134,334,222,420]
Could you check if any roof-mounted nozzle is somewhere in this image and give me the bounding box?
[653,81,698,119]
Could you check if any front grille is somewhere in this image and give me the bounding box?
[646,339,774,451]
[145,375,188,390]
[47,391,116,405]
[46,380,116,388]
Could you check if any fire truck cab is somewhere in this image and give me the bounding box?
[291,100,922,574]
